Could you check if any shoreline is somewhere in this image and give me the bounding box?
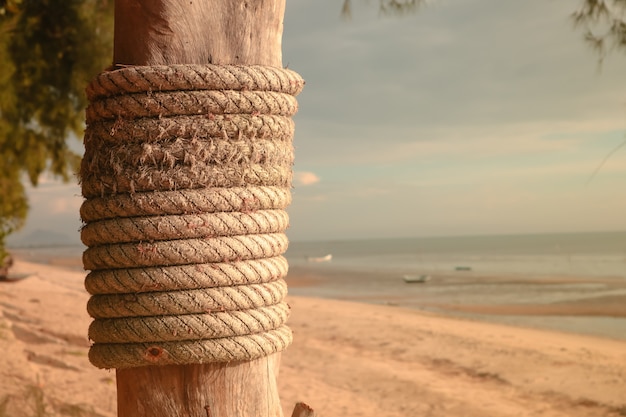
[286,264,626,341]
[7,252,626,341]
[1,259,626,416]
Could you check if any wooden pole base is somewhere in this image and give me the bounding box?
[117,353,283,416]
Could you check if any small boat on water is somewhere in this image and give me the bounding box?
[306,254,332,263]
[402,274,431,284]
[455,266,472,271]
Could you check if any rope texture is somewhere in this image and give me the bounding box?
[81,64,303,369]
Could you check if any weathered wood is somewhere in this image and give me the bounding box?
[291,402,316,417]
[113,1,288,416]
[114,0,285,67]
[117,353,282,416]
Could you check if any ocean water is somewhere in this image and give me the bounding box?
[285,231,626,279]
[285,231,626,340]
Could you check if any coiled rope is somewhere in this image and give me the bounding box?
[80,65,304,369]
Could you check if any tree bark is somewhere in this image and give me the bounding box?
[112,1,287,415]
[114,0,285,67]
[0,253,13,281]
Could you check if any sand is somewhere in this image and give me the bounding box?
[1,260,625,417]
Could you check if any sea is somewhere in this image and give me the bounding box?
[285,231,626,341]
[9,230,626,340]
[288,231,626,277]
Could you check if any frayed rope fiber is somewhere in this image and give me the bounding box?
[80,64,304,369]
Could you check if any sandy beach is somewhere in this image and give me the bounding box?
[1,259,625,416]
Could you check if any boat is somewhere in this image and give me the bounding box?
[306,254,332,263]
[402,274,431,284]
[455,266,472,271]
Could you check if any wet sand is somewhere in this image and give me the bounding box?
[436,293,626,317]
[286,264,626,339]
[1,259,626,416]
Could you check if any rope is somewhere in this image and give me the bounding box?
[81,210,290,246]
[88,325,292,369]
[80,163,292,197]
[87,280,288,319]
[86,65,304,98]
[84,256,288,295]
[80,186,291,222]
[83,233,289,270]
[81,64,303,369]
[84,137,293,169]
[89,303,291,343]
[85,115,295,144]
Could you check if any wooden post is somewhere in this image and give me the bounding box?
[112,1,287,415]
[114,0,285,67]
[117,358,283,415]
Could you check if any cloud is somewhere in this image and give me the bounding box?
[293,171,321,186]
[287,0,626,172]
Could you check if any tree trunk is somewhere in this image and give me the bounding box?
[114,0,285,67]
[0,253,13,281]
[112,1,287,415]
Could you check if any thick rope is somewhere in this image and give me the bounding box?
[84,256,288,295]
[84,137,293,170]
[81,163,292,197]
[89,303,291,343]
[81,210,290,246]
[87,280,288,319]
[86,90,298,122]
[88,325,292,369]
[83,233,289,270]
[86,115,295,144]
[80,186,291,222]
[81,64,303,369]
[86,65,304,99]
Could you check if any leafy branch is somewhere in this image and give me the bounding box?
[572,0,626,64]
[341,0,426,20]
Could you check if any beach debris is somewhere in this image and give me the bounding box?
[291,402,316,417]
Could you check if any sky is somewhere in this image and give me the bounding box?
[8,0,626,245]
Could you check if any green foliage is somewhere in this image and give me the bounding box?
[341,0,425,20]
[572,0,626,63]
[0,171,25,269]
[0,0,113,260]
